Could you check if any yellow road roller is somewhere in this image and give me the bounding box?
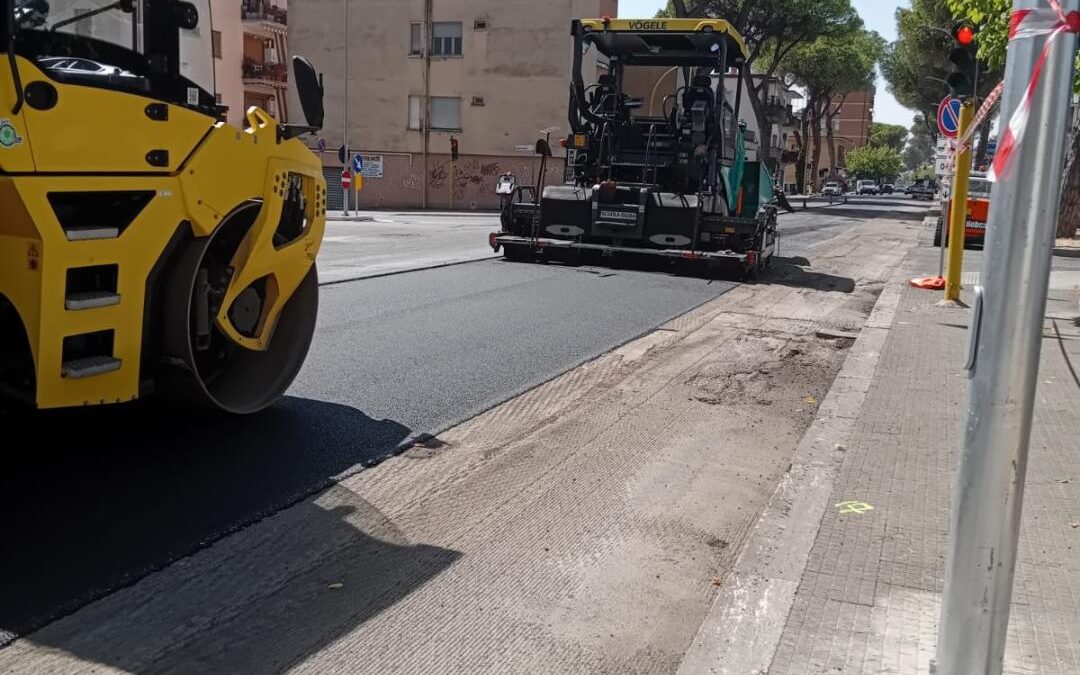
[0,0,327,413]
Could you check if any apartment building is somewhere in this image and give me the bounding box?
[290,0,618,210]
[210,0,245,127]
[720,74,801,174]
[241,0,290,122]
[832,87,874,168]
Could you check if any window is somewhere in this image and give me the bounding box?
[212,30,222,59]
[408,95,422,130]
[432,22,463,57]
[473,19,488,31]
[430,96,461,130]
[409,23,423,56]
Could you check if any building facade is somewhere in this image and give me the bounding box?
[831,87,874,170]
[720,74,801,176]
[210,0,245,127]
[241,0,290,122]
[289,0,615,210]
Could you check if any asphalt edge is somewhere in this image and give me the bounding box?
[675,217,929,675]
[318,254,496,286]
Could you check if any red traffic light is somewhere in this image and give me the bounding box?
[953,23,977,46]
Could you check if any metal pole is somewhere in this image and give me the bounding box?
[944,102,974,302]
[936,1,1079,673]
[342,0,350,216]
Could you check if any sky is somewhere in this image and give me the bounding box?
[616,0,915,129]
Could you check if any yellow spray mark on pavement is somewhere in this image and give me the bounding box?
[836,501,874,515]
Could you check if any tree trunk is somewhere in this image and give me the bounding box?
[826,112,837,180]
[742,65,773,165]
[795,116,809,193]
[810,98,824,192]
[1057,111,1080,239]
[974,120,992,172]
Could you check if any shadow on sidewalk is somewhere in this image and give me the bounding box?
[19,492,461,674]
[0,396,415,644]
[765,257,856,294]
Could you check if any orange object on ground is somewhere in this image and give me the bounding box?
[910,276,946,290]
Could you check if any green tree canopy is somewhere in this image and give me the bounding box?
[659,0,862,168]
[881,0,958,117]
[913,163,936,180]
[904,113,937,170]
[946,0,1080,90]
[869,123,910,152]
[845,145,904,180]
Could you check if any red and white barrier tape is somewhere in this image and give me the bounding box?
[946,81,1004,169]
[988,1,1080,181]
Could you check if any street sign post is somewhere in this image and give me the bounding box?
[944,100,974,302]
[352,153,363,174]
[936,1,1080,673]
[937,96,963,138]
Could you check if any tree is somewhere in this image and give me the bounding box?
[913,163,936,180]
[780,28,884,189]
[904,114,937,170]
[869,123,910,152]
[845,145,904,181]
[881,0,1003,169]
[661,0,861,172]
[947,0,1080,237]
[881,0,956,120]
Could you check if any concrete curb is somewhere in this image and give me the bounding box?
[675,220,926,675]
[325,213,375,222]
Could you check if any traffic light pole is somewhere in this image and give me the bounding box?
[935,0,1079,673]
[944,101,974,302]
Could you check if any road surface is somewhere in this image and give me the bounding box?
[0,197,928,657]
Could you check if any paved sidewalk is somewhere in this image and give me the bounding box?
[682,223,1080,673]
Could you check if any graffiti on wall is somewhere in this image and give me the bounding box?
[429,158,559,203]
[350,155,566,209]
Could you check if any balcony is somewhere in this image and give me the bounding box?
[242,0,287,24]
[242,59,288,89]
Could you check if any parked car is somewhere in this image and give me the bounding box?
[822,182,842,197]
[37,56,138,80]
[910,179,937,200]
[934,174,991,248]
[880,184,895,195]
[856,180,879,195]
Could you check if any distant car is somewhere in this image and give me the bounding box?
[856,180,879,195]
[881,184,895,195]
[37,56,137,80]
[910,180,937,200]
[822,182,842,197]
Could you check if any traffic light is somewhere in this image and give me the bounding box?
[947,22,979,98]
[450,137,459,161]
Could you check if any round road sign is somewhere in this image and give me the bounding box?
[317,138,327,153]
[938,96,962,138]
[341,169,352,189]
